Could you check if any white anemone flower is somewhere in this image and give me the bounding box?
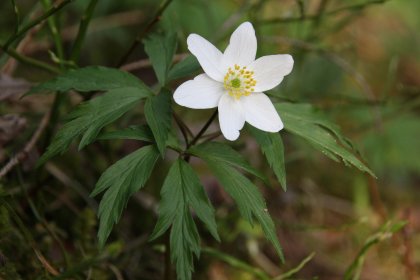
[173,22,294,141]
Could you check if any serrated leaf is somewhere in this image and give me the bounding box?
[90,145,160,247]
[248,126,287,191]
[275,103,375,177]
[29,66,144,94]
[202,159,284,262]
[143,33,177,86]
[144,90,172,157]
[167,55,200,81]
[188,142,267,183]
[98,125,182,152]
[151,159,219,280]
[97,125,154,142]
[38,87,150,165]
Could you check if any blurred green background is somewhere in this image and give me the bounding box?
[1,0,419,279]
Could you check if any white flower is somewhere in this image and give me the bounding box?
[174,22,294,141]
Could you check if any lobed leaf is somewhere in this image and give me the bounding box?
[98,125,182,152]
[151,159,219,280]
[144,90,172,157]
[167,55,201,82]
[38,87,151,165]
[97,125,154,142]
[29,66,144,94]
[248,126,287,191]
[201,159,284,262]
[188,142,267,183]
[275,103,375,177]
[143,32,178,86]
[90,145,160,247]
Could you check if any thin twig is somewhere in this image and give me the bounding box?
[0,111,51,179]
[4,0,74,49]
[0,44,60,73]
[258,0,389,25]
[117,0,174,67]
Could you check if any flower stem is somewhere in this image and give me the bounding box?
[188,110,218,148]
[41,0,65,67]
[70,0,99,62]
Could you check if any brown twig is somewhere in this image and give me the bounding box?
[0,111,51,179]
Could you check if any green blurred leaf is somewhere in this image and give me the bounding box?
[143,32,177,86]
[188,142,267,183]
[194,151,284,262]
[98,125,154,142]
[344,220,407,280]
[168,55,200,81]
[90,145,160,247]
[98,125,182,152]
[276,103,374,177]
[29,66,144,94]
[248,126,287,190]
[144,90,172,156]
[38,87,151,165]
[151,159,219,280]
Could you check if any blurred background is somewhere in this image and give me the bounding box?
[1,0,419,279]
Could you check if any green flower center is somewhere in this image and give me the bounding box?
[231,78,241,88]
[223,64,257,99]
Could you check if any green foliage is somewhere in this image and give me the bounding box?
[143,32,177,86]
[29,66,144,94]
[38,87,151,165]
[248,126,287,190]
[98,124,182,152]
[275,103,375,177]
[98,125,154,142]
[188,142,267,183]
[344,221,407,280]
[150,159,219,280]
[90,145,160,247]
[144,90,172,156]
[191,143,284,262]
[167,55,200,81]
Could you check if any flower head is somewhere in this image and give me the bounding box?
[174,22,294,141]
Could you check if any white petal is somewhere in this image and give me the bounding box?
[249,54,294,92]
[187,34,224,81]
[241,93,283,132]
[218,94,245,141]
[173,74,224,109]
[222,22,257,69]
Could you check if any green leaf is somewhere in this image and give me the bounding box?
[275,103,375,177]
[38,87,150,165]
[97,125,154,142]
[167,55,200,81]
[151,159,219,280]
[90,145,160,247]
[248,126,287,191]
[144,90,172,156]
[98,125,182,152]
[201,159,284,262]
[188,142,267,183]
[143,33,177,86]
[29,66,144,94]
